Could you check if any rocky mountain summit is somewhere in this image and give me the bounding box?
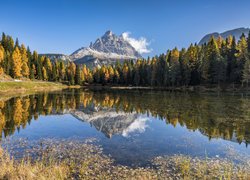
[71,30,142,67]
[43,30,142,68]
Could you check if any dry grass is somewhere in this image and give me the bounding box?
[0,148,70,180]
[1,139,250,180]
[153,155,250,180]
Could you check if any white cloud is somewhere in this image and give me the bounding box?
[122,117,149,137]
[122,32,152,54]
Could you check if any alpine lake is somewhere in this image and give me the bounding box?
[0,88,250,167]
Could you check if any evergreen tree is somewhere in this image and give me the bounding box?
[44,57,52,80]
[20,44,30,77]
[42,67,48,80]
[169,48,181,86]
[59,62,66,81]
[30,64,36,80]
[75,65,81,85]
[247,31,250,57]
[242,58,250,88]
[236,34,248,84]
[52,64,57,81]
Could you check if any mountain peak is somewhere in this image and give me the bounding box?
[104,30,113,37]
[70,30,142,68]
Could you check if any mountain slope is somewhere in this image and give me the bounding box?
[41,30,142,68]
[39,54,72,62]
[70,30,142,67]
[199,27,250,45]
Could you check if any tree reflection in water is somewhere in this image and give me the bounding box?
[0,89,250,146]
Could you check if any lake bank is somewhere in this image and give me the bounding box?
[0,81,73,99]
[1,138,249,180]
[82,84,250,93]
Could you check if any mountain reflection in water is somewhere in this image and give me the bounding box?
[0,89,250,146]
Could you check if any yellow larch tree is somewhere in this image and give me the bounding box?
[0,45,5,75]
[12,47,22,78]
[13,98,23,128]
[20,44,30,78]
[42,67,48,80]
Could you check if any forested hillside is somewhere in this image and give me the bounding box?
[1,32,250,87]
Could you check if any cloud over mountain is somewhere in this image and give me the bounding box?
[122,32,152,54]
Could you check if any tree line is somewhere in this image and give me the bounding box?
[1,32,250,87]
[0,32,93,85]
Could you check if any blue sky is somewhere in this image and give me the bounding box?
[0,0,250,57]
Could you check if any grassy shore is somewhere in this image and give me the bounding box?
[1,139,249,180]
[0,81,69,98]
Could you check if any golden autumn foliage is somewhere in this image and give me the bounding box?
[0,45,4,75]
[11,47,22,78]
[42,67,48,80]
[13,98,23,128]
[20,44,30,77]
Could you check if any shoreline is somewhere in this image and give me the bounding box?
[82,84,250,93]
[0,81,80,99]
[1,138,249,179]
[1,81,249,99]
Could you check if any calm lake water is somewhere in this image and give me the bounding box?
[1,89,250,166]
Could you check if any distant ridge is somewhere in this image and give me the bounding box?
[199,27,250,45]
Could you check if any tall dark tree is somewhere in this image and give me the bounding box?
[75,65,81,85]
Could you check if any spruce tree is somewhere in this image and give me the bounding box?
[236,34,248,84]
[75,65,81,85]
[243,58,250,88]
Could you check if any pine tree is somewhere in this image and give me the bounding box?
[75,65,81,85]
[68,62,76,85]
[242,58,250,88]
[44,57,52,80]
[108,66,114,83]
[42,67,48,80]
[202,36,221,84]
[169,48,181,86]
[236,34,248,85]
[247,31,250,52]
[93,67,99,83]
[15,38,19,48]
[114,69,120,84]
[30,64,36,80]
[36,60,43,80]
[20,44,30,77]
[0,45,4,75]
[59,62,66,81]
[122,63,129,85]
[11,47,22,78]
[52,64,57,81]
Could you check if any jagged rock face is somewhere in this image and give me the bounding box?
[90,30,141,58]
[199,27,250,45]
[70,30,142,68]
[41,30,142,68]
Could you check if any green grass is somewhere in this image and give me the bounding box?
[0,81,67,96]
